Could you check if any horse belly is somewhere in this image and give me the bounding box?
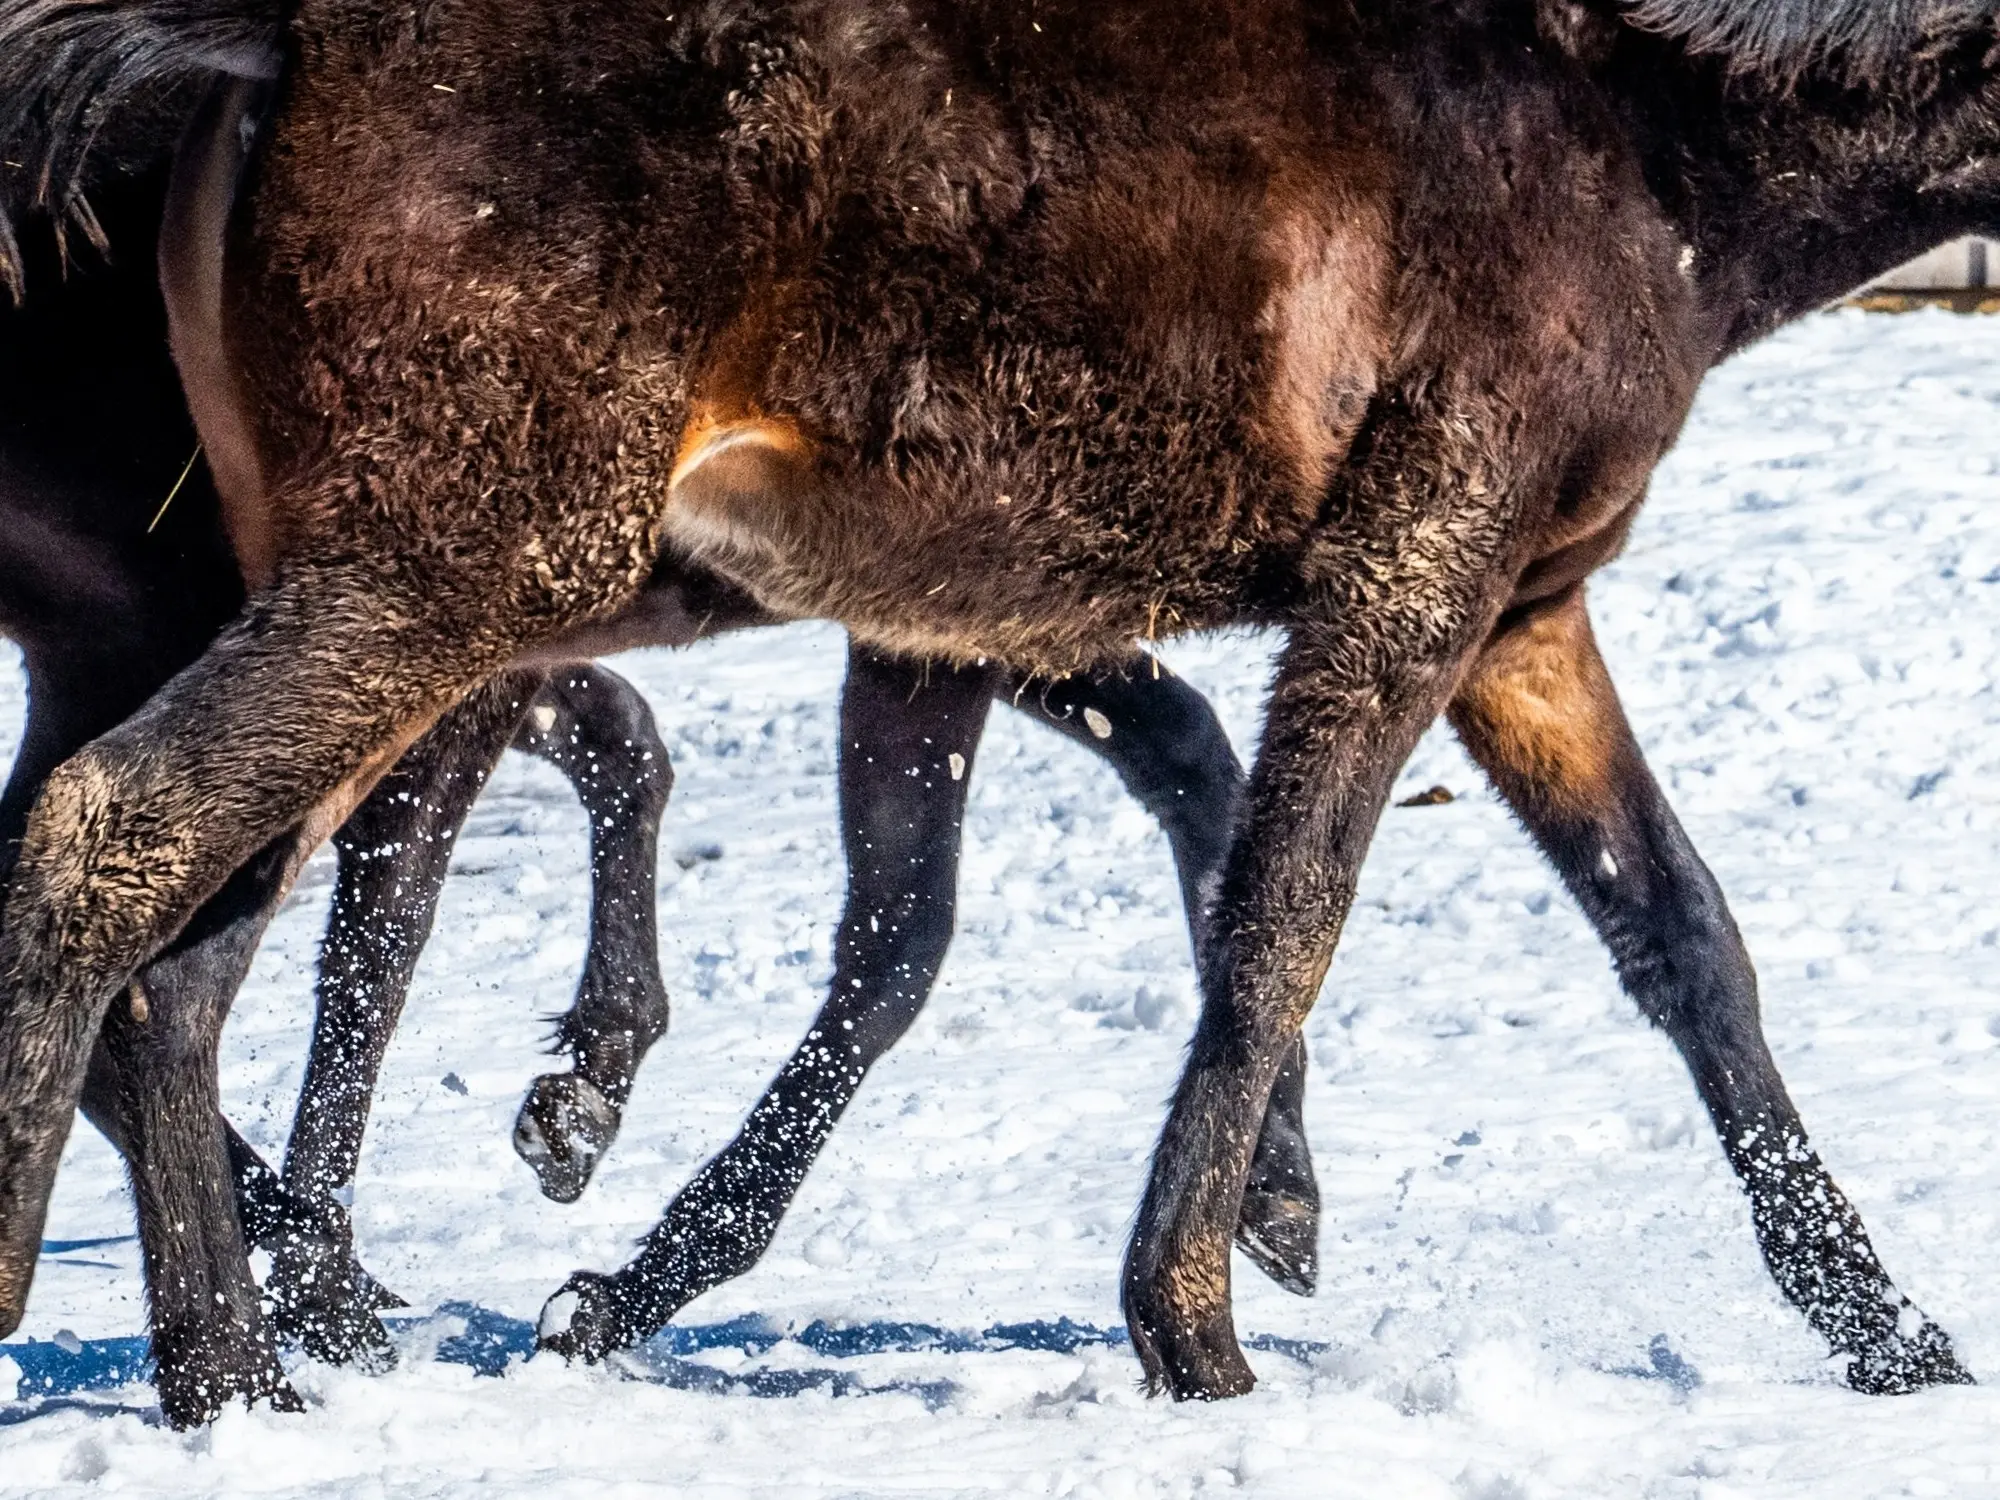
[662,186,1389,672]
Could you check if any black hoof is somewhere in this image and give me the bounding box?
[514,1073,623,1204]
[1122,1272,1257,1401]
[536,1270,654,1364]
[1234,1186,1318,1297]
[153,1332,300,1428]
[266,1240,405,1372]
[271,1286,399,1373]
[1845,1314,1976,1395]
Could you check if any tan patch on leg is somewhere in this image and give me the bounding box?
[1448,587,1625,816]
[1162,1251,1232,1326]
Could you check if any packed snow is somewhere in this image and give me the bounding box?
[5,307,2000,1496]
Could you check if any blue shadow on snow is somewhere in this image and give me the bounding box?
[1,1303,1347,1418]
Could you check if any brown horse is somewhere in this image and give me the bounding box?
[0,124,1300,1422]
[0,0,1992,1416]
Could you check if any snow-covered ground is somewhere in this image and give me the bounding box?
[6,307,2000,1496]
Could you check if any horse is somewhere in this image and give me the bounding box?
[2,0,1994,1414]
[0,130,1305,1421]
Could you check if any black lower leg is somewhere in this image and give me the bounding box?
[539,645,990,1359]
[76,839,306,1426]
[509,664,674,1203]
[1000,661,1244,927]
[1450,588,1969,1392]
[282,672,541,1198]
[1003,662,1318,1293]
[269,673,541,1358]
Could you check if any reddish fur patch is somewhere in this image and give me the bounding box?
[1255,188,1392,504]
[665,413,816,574]
[1449,589,1625,815]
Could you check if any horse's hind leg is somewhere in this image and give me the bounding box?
[538,644,990,1360]
[1002,665,1319,1295]
[1448,585,1971,1393]
[271,669,548,1357]
[509,664,673,1203]
[76,839,308,1425]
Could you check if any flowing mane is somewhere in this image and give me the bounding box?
[1625,0,2000,80]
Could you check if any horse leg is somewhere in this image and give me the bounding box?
[1122,538,1495,1399]
[6,658,336,1413]
[1001,665,1319,1294]
[539,643,989,1359]
[509,664,674,1203]
[74,838,308,1425]
[0,566,522,1390]
[271,669,549,1358]
[1447,585,1971,1393]
[225,1121,402,1365]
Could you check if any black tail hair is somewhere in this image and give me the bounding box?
[0,0,286,298]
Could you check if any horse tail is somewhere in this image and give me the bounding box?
[0,0,286,298]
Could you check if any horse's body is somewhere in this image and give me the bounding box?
[0,0,1993,1417]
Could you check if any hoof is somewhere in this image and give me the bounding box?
[1234,1186,1318,1297]
[153,1337,300,1428]
[514,1073,623,1204]
[273,1291,399,1373]
[1845,1314,1976,1395]
[537,1271,646,1364]
[1123,1276,1257,1401]
[266,1244,404,1373]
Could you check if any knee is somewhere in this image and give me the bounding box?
[835,895,954,982]
[1620,928,1758,1040]
[540,673,675,812]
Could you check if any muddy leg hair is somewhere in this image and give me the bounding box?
[509,665,675,1204]
[538,644,991,1359]
[1001,663,1320,1295]
[1448,585,1970,1393]
[1123,537,1496,1399]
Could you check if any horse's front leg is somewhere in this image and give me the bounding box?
[0,558,550,1417]
[1448,584,1972,1393]
[539,644,992,1360]
[509,664,675,1203]
[1002,662,1319,1294]
[76,838,309,1425]
[271,669,549,1363]
[1122,524,1503,1399]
